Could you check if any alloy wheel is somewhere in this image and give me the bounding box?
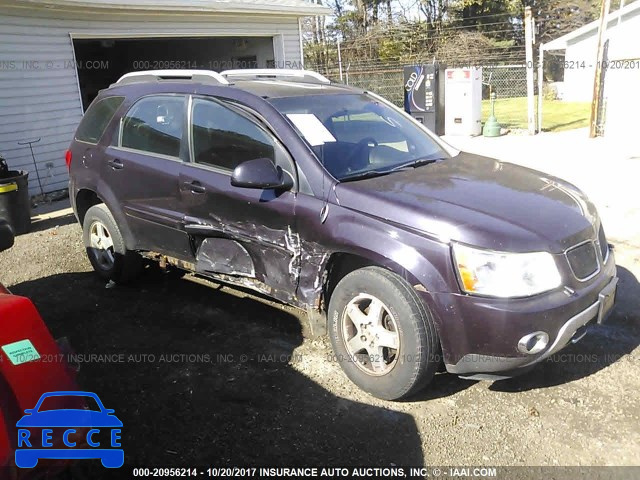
[89,220,115,270]
[341,293,400,376]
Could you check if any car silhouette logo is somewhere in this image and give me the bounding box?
[15,391,123,469]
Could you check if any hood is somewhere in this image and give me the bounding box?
[334,152,597,253]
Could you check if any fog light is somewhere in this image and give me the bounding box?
[517,331,549,355]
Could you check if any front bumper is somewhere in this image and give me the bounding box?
[420,251,617,379]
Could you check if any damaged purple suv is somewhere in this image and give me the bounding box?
[68,69,617,400]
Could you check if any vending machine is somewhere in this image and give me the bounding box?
[403,64,444,135]
[444,67,482,136]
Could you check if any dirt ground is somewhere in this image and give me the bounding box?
[1,200,638,475]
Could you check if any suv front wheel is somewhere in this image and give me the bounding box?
[328,266,440,400]
[82,204,142,283]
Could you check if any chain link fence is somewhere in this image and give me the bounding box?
[482,65,529,98]
[307,61,539,130]
[308,61,530,103]
[306,63,404,106]
[343,66,406,107]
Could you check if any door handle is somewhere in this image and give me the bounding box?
[107,159,124,170]
[183,181,205,194]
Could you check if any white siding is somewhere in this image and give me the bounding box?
[562,6,640,103]
[602,6,640,148]
[0,6,303,195]
[563,36,599,102]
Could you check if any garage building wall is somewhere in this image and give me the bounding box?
[601,6,640,147]
[0,6,304,195]
[562,35,598,103]
[561,5,640,103]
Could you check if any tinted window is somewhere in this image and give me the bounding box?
[191,98,275,171]
[75,96,124,144]
[121,96,185,158]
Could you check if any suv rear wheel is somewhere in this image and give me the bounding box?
[328,266,439,400]
[82,204,142,283]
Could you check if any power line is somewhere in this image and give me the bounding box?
[323,22,519,39]
[378,19,520,32]
[321,28,524,46]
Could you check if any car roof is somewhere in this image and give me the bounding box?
[105,77,364,100]
[229,79,363,98]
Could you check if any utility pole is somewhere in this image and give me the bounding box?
[524,6,536,135]
[538,43,544,132]
[337,38,343,82]
[590,0,611,138]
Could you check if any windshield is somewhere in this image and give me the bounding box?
[269,93,448,180]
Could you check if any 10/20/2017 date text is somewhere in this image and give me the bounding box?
[130,467,413,477]
[131,468,261,477]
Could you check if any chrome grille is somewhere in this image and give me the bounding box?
[598,224,608,262]
[566,241,599,280]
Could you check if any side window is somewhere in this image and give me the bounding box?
[121,96,185,158]
[75,96,124,144]
[191,98,276,171]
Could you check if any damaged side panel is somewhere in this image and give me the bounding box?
[195,238,255,277]
[297,242,331,308]
[284,226,302,279]
[188,223,301,305]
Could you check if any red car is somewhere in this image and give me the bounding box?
[0,220,84,478]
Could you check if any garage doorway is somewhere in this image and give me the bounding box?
[72,36,276,110]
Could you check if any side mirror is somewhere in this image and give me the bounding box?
[0,220,14,253]
[230,158,293,190]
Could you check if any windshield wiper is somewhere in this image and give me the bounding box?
[339,156,444,183]
[339,169,394,182]
[390,156,443,172]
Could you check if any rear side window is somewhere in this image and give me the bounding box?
[75,96,124,144]
[121,95,185,158]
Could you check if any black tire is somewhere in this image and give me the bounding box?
[82,203,142,283]
[328,266,439,400]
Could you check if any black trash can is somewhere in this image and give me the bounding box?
[0,170,31,235]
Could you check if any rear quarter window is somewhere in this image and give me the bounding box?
[75,96,125,144]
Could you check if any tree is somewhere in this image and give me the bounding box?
[302,0,627,71]
[449,0,520,40]
[417,0,451,31]
[520,0,601,44]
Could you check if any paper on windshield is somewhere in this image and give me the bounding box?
[286,114,336,146]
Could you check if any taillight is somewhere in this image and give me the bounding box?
[65,149,72,169]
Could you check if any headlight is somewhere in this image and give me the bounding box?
[452,243,562,298]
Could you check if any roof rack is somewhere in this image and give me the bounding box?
[116,70,229,85]
[220,69,331,84]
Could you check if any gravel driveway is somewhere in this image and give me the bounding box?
[1,133,638,473]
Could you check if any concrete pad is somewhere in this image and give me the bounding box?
[31,196,72,220]
[30,197,74,232]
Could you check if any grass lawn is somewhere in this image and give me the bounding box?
[481,96,591,132]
